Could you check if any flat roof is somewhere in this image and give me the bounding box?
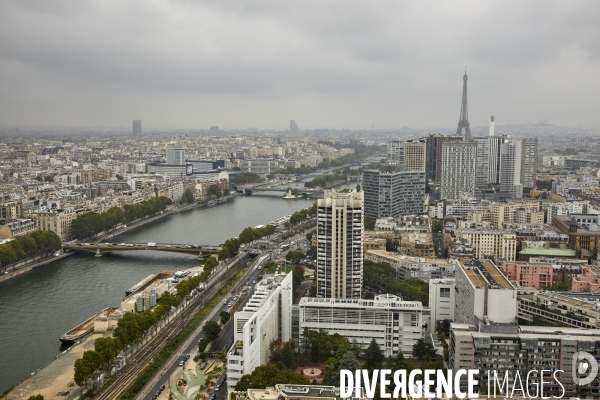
[519,248,576,256]
[480,259,513,289]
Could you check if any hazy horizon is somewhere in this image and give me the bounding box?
[2,1,600,130]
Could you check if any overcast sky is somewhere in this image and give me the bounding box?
[1,0,599,131]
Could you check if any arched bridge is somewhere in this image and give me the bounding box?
[63,242,221,258]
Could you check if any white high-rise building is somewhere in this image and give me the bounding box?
[522,137,538,188]
[453,259,517,325]
[166,147,185,165]
[226,273,293,392]
[428,278,456,326]
[499,138,524,199]
[440,141,477,200]
[386,140,405,164]
[317,190,363,299]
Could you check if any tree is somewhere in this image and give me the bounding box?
[180,188,195,204]
[235,365,309,391]
[218,247,230,261]
[203,320,221,339]
[412,338,437,362]
[364,338,385,372]
[44,175,54,182]
[356,184,361,192]
[220,311,230,324]
[204,256,219,271]
[285,249,304,264]
[116,174,124,181]
[323,350,361,385]
[432,220,444,233]
[28,395,45,400]
[364,216,375,230]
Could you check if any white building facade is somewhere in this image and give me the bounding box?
[298,294,423,357]
[226,273,293,392]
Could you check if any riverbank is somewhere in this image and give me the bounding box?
[0,194,239,285]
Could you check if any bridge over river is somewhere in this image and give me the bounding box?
[63,242,221,258]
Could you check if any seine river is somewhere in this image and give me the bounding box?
[0,185,353,393]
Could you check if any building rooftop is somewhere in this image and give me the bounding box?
[458,259,514,290]
[299,294,422,310]
[519,248,576,257]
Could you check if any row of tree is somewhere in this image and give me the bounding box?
[231,172,262,185]
[71,207,124,239]
[288,202,317,226]
[0,231,62,270]
[73,255,220,387]
[304,172,347,188]
[71,197,172,240]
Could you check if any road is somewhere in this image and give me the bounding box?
[141,232,313,400]
[140,254,271,400]
[433,232,445,258]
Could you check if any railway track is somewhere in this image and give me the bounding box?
[92,256,247,400]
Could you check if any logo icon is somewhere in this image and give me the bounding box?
[573,351,598,386]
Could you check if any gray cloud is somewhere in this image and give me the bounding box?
[1,0,599,130]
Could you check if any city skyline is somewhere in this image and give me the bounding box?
[2,2,600,130]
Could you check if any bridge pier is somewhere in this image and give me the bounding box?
[95,248,102,257]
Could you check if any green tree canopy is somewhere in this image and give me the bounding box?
[235,365,309,391]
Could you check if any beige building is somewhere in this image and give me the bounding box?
[400,232,435,257]
[404,140,426,171]
[453,229,517,261]
[30,208,77,241]
[317,190,363,299]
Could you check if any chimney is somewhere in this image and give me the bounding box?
[489,115,495,137]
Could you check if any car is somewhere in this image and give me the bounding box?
[153,391,159,399]
[166,245,172,248]
[227,302,232,307]
[160,384,166,391]
[185,354,190,361]
[185,245,192,248]
[119,243,126,246]
[179,361,184,366]
[127,244,134,247]
[215,387,220,391]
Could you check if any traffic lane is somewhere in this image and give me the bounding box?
[211,277,258,352]
[149,266,263,398]
[148,266,260,399]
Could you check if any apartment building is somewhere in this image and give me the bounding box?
[30,207,77,241]
[226,273,293,392]
[440,141,477,200]
[298,294,423,357]
[518,291,600,329]
[500,261,554,288]
[404,140,426,171]
[454,259,517,324]
[452,228,517,261]
[317,190,363,299]
[362,164,425,219]
[428,278,456,326]
[450,322,600,398]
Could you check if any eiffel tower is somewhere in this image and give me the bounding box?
[456,71,472,140]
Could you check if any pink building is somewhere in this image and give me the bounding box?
[501,262,554,289]
[571,267,600,293]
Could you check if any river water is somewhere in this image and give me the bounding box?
[0,186,355,393]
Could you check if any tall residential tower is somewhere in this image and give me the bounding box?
[317,190,363,299]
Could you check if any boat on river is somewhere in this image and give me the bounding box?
[59,307,115,344]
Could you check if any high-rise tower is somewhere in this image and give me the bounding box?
[317,190,363,299]
[132,119,141,136]
[456,72,472,141]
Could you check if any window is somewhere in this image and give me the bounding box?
[440,287,451,298]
